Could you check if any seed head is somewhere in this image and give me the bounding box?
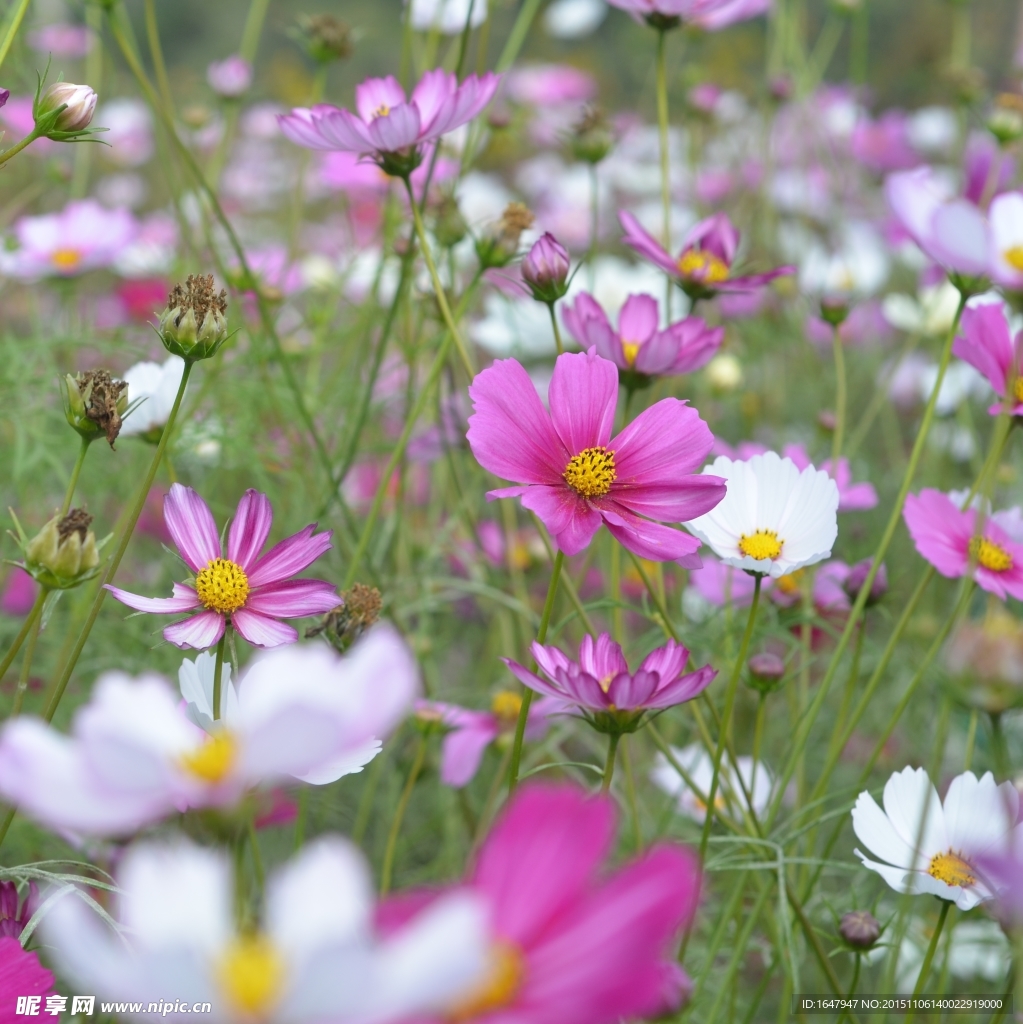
[159,274,229,361]
[63,369,128,447]
[294,14,354,63]
[24,507,100,587]
[476,203,535,270]
[306,584,383,653]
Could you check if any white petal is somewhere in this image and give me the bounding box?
[882,766,947,858]
[851,790,919,870]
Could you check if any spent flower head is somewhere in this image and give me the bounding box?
[61,369,128,448]
[306,583,383,653]
[158,274,229,361]
[292,14,354,63]
[18,508,104,590]
[476,202,535,269]
[569,106,615,164]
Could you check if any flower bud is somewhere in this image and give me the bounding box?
[819,297,850,327]
[207,56,252,99]
[747,651,785,693]
[569,107,614,165]
[843,559,888,607]
[839,910,881,951]
[0,89,9,111]
[61,369,128,448]
[292,14,354,64]
[158,274,229,361]
[522,233,570,304]
[475,203,534,270]
[305,584,382,653]
[705,353,743,392]
[24,509,101,588]
[988,94,1023,147]
[432,193,468,249]
[35,81,97,136]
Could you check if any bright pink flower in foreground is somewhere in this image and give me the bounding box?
[904,489,1023,600]
[620,210,792,301]
[562,293,722,377]
[107,484,339,649]
[0,937,53,1022]
[783,444,878,512]
[952,301,1023,415]
[409,784,700,1023]
[467,350,725,564]
[278,70,499,174]
[505,634,715,728]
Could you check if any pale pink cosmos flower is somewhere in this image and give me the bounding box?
[27,23,94,57]
[952,301,1023,414]
[466,349,725,565]
[207,54,252,98]
[606,0,769,30]
[403,784,701,1023]
[0,569,36,616]
[689,555,762,608]
[620,210,793,301]
[782,444,878,512]
[2,200,137,278]
[504,633,715,726]
[904,489,1023,601]
[504,64,597,105]
[278,69,499,175]
[562,292,723,377]
[106,484,339,649]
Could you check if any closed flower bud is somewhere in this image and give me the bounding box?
[843,558,888,606]
[747,651,786,693]
[476,203,534,270]
[819,297,850,327]
[988,94,1023,147]
[0,89,8,110]
[61,369,128,447]
[839,910,881,950]
[432,193,468,249]
[158,274,229,361]
[522,233,571,305]
[35,81,97,136]
[24,509,101,588]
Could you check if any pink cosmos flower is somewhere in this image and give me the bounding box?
[0,569,36,616]
[0,883,37,940]
[417,695,553,787]
[562,293,723,378]
[606,0,769,30]
[278,69,499,175]
[404,784,700,1023]
[27,23,94,57]
[782,444,878,512]
[619,210,793,301]
[504,633,715,729]
[850,111,919,173]
[106,484,339,649]
[767,560,850,611]
[207,54,252,98]
[904,489,1023,600]
[0,937,53,1021]
[1,200,137,278]
[466,350,725,565]
[504,65,597,105]
[689,555,761,607]
[952,301,1023,414]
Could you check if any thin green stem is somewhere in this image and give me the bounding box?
[831,326,847,469]
[143,0,175,117]
[547,302,564,355]
[655,28,672,316]
[990,712,1009,778]
[380,735,427,894]
[620,736,642,851]
[508,550,564,793]
[909,902,951,1010]
[0,0,31,73]
[212,629,228,722]
[963,708,979,770]
[699,575,762,864]
[495,0,544,71]
[0,128,41,169]
[43,361,193,724]
[8,587,47,716]
[600,732,620,794]
[239,0,272,62]
[61,437,91,516]
[0,586,45,685]
[246,814,265,895]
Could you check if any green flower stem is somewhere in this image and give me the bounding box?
[600,732,620,794]
[239,0,272,62]
[495,0,544,71]
[379,734,427,895]
[610,541,623,643]
[212,628,228,722]
[6,587,47,716]
[990,712,1009,778]
[655,27,673,315]
[61,436,91,517]
[507,550,564,794]
[247,813,265,896]
[0,0,30,73]
[143,0,174,117]
[0,128,41,169]
[547,302,564,356]
[698,575,762,866]
[831,325,847,469]
[704,882,772,1024]
[620,736,642,851]
[43,361,194,726]
[963,709,979,770]
[687,870,750,1003]
[0,583,47,684]
[908,902,951,1016]
[403,177,475,379]
[766,292,967,830]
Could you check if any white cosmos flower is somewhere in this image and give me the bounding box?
[852,766,1023,911]
[650,742,772,823]
[120,356,186,438]
[684,452,839,579]
[41,836,489,1024]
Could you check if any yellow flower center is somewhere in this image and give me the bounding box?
[1004,245,1023,272]
[51,248,82,270]
[373,104,391,119]
[927,850,976,888]
[677,249,730,284]
[969,536,1013,573]
[195,558,250,614]
[774,568,804,595]
[621,341,641,367]
[738,530,783,561]
[217,935,286,1016]
[448,943,524,1021]
[1013,376,1023,403]
[563,446,616,499]
[180,731,237,783]
[491,691,522,725]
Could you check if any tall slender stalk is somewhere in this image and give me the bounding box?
[61,437,91,516]
[379,735,427,894]
[0,0,31,74]
[7,587,47,716]
[600,732,620,794]
[212,629,228,722]
[831,325,847,469]
[655,27,673,316]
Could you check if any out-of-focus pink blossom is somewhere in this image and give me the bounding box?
[98,98,154,167]
[951,300,1023,415]
[504,64,597,105]
[805,302,894,349]
[783,444,878,512]
[769,560,850,612]
[0,882,38,940]
[0,570,37,616]
[28,23,94,57]
[116,278,169,323]
[850,111,919,173]
[689,555,762,607]
[606,0,769,30]
[0,96,55,153]
[963,131,1015,205]
[207,55,252,98]
[0,937,53,1017]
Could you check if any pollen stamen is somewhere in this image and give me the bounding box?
[969,536,1013,573]
[738,529,783,561]
[563,446,616,499]
[677,249,729,284]
[195,558,250,614]
[927,850,976,888]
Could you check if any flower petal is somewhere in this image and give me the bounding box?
[227,489,273,571]
[247,525,332,589]
[163,610,225,651]
[548,349,618,455]
[519,485,602,557]
[600,506,703,566]
[231,608,298,648]
[245,579,341,618]
[619,211,678,276]
[440,723,497,788]
[164,483,221,572]
[105,583,200,615]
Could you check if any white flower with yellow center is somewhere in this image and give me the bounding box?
[990,191,1023,289]
[852,766,1023,911]
[41,837,489,1024]
[684,451,839,578]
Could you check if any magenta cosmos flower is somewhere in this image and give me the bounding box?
[466,350,725,565]
[0,936,54,1017]
[405,784,700,1023]
[107,484,339,649]
[619,210,793,301]
[904,489,1023,601]
[562,292,722,379]
[278,69,499,177]
[952,301,1023,415]
[504,633,715,732]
